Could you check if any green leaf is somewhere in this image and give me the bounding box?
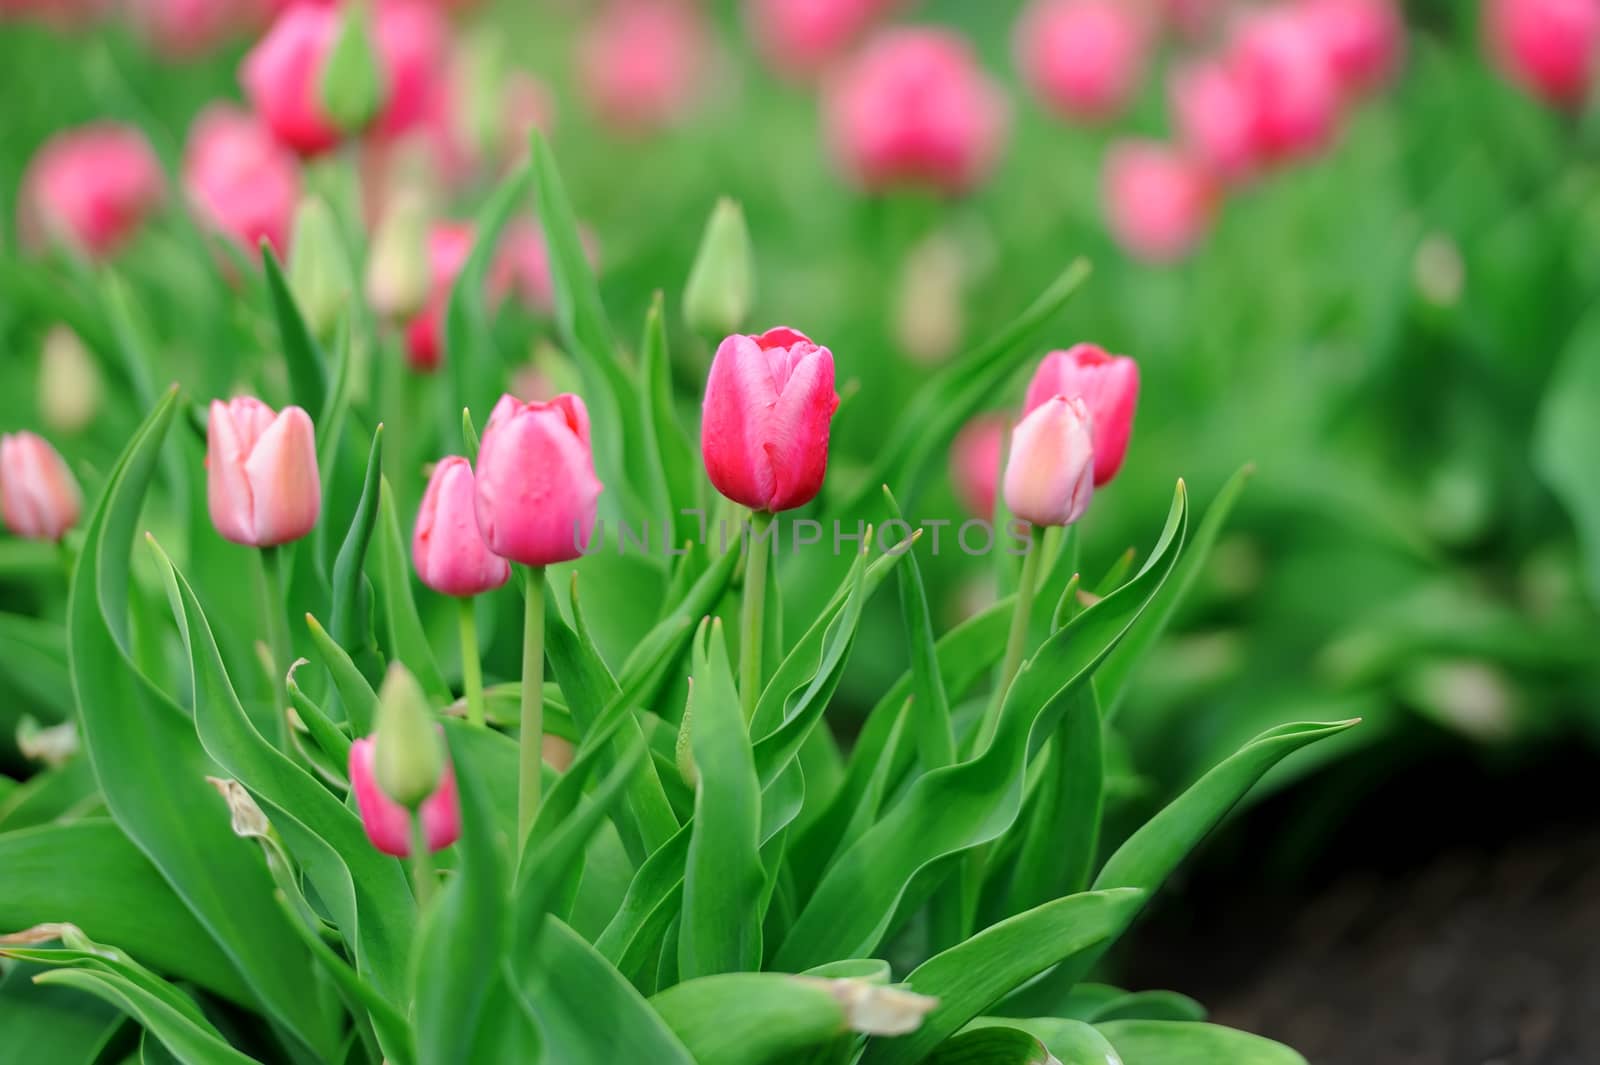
[679,619,765,979]
[1535,312,1600,603]
[329,425,384,669]
[650,974,863,1065]
[0,613,71,722]
[1096,1021,1308,1065]
[1089,991,1206,1024]
[860,888,1144,1065]
[0,822,249,1004]
[305,612,380,734]
[33,969,261,1065]
[445,165,532,435]
[883,489,955,770]
[261,245,328,418]
[923,1028,1053,1065]
[639,293,702,552]
[66,387,337,1059]
[0,756,99,832]
[1005,685,1103,914]
[0,961,124,1065]
[968,1018,1124,1065]
[369,477,451,702]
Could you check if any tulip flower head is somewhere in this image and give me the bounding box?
[1226,8,1341,163]
[413,456,511,597]
[1485,0,1600,108]
[748,0,896,77]
[183,104,302,255]
[949,414,1007,520]
[349,735,460,857]
[1170,58,1261,184]
[1016,0,1150,123]
[19,123,164,258]
[1104,140,1218,264]
[1023,344,1139,487]
[1003,395,1095,528]
[579,0,709,132]
[242,3,344,155]
[1295,0,1404,98]
[474,393,603,566]
[206,397,322,547]
[0,431,82,542]
[701,327,840,513]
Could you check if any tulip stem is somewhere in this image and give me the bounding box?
[258,545,292,749]
[518,566,546,850]
[409,813,434,911]
[979,524,1045,754]
[739,510,774,721]
[458,598,487,728]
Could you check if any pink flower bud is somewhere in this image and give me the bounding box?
[0,432,82,542]
[474,393,603,566]
[748,0,895,78]
[1485,0,1600,108]
[206,397,321,547]
[949,414,1007,520]
[19,124,163,258]
[1023,344,1139,487]
[183,104,302,255]
[701,327,840,513]
[826,28,1010,196]
[412,456,510,597]
[241,3,343,156]
[371,0,449,141]
[1003,395,1095,528]
[1227,8,1341,163]
[1103,140,1218,264]
[1016,0,1150,123]
[1295,0,1404,97]
[1170,58,1261,184]
[348,735,460,856]
[579,0,709,132]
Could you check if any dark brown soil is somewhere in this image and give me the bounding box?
[1122,740,1600,1064]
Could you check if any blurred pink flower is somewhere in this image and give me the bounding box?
[1485,0,1600,108]
[372,0,450,141]
[1170,57,1260,183]
[1022,344,1140,487]
[826,27,1010,195]
[1104,140,1217,263]
[1016,0,1150,123]
[949,414,1007,520]
[1295,0,1404,97]
[579,0,709,132]
[126,0,262,57]
[747,0,895,77]
[241,3,342,155]
[0,432,82,542]
[183,104,301,255]
[1227,8,1342,163]
[19,123,164,258]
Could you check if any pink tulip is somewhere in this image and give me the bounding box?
[826,27,1010,195]
[1485,0,1600,108]
[1104,140,1217,263]
[413,456,510,597]
[702,327,839,513]
[1295,0,1404,97]
[349,736,460,856]
[0,432,82,542]
[183,104,301,255]
[1003,395,1094,528]
[206,397,321,547]
[1227,8,1341,163]
[19,124,163,258]
[579,0,709,132]
[371,0,449,141]
[747,0,894,78]
[403,222,474,372]
[949,414,1006,520]
[241,3,342,156]
[1016,0,1150,123]
[474,393,603,566]
[1023,344,1139,487]
[1170,58,1260,183]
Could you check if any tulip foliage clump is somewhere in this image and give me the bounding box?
[0,137,1358,1065]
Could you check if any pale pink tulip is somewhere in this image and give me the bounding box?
[0,432,82,542]
[1104,140,1217,263]
[206,397,321,547]
[1003,395,1094,527]
[183,104,301,254]
[949,414,1006,520]
[413,456,510,597]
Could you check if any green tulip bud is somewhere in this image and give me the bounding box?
[365,190,431,321]
[319,2,387,135]
[287,196,353,341]
[373,663,443,809]
[683,198,754,338]
[39,324,102,434]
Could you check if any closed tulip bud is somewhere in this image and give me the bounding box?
[701,327,840,513]
[1003,395,1095,528]
[0,432,82,542]
[1485,0,1600,108]
[319,0,388,134]
[949,414,1007,520]
[39,325,102,434]
[287,196,353,340]
[683,198,755,338]
[1016,0,1150,124]
[1170,59,1260,184]
[19,123,163,258]
[366,191,431,321]
[182,105,301,256]
[1228,9,1341,163]
[242,4,343,156]
[1103,140,1218,264]
[1023,344,1139,487]
[206,397,321,547]
[349,735,460,856]
[474,393,603,566]
[372,663,443,808]
[413,456,510,597]
[1296,0,1404,98]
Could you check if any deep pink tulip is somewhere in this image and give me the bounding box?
[349,736,460,857]
[1227,9,1341,163]
[702,327,839,513]
[19,124,163,258]
[0,432,82,542]
[206,397,321,547]
[949,414,1006,520]
[474,393,603,566]
[1003,395,1095,528]
[1104,140,1217,263]
[1023,344,1139,487]
[1016,0,1149,123]
[1485,0,1600,108]
[1170,58,1261,183]
[413,456,510,597]
[748,0,894,77]
[371,0,449,141]
[826,27,1010,195]
[183,104,301,255]
[579,0,709,132]
[1295,0,1404,97]
[241,3,342,156]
